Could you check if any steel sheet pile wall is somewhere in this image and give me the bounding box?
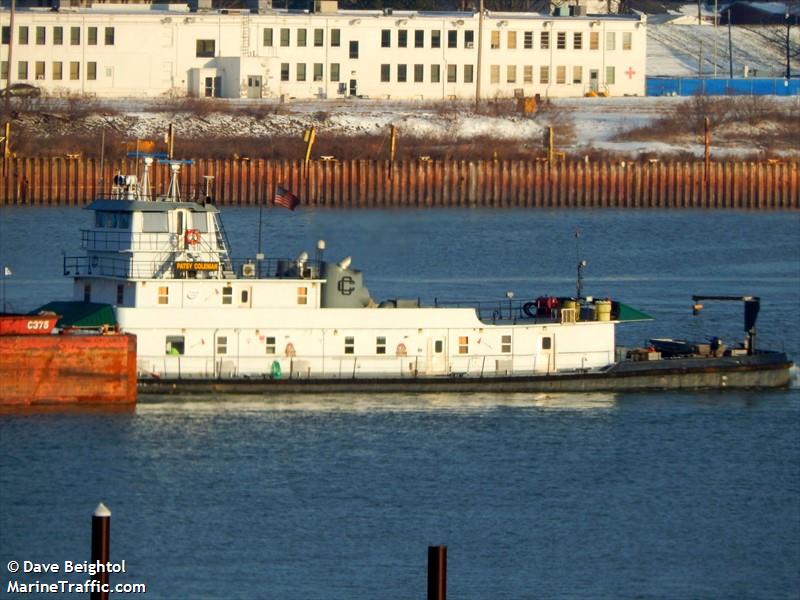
[2,158,798,209]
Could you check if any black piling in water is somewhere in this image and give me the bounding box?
[427,545,447,600]
[91,503,111,600]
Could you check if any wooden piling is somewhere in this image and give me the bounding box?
[91,503,111,600]
[427,545,447,600]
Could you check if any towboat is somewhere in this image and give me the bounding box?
[47,158,791,394]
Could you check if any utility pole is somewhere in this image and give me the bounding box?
[475,0,484,112]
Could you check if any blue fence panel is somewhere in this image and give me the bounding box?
[647,77,800,96]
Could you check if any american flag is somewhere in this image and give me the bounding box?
[274,185,299,211]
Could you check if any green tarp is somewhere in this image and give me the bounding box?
[614,302,654,322]
[33,302,117,328]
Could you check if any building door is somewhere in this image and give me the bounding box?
[589,69,599,92]
[426,336,447,375]
[349,79,357,97]
[247,76,262,99]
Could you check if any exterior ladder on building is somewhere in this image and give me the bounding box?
[212,213,236,277]
[241,10,251,57]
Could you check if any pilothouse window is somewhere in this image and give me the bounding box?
[142,212,168,233]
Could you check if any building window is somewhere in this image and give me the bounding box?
[196,39,215,57]
[280,63,289,81]
[104,27,114,45]
[1,26,8,45]
[507,65,516,83]
[507,31,516,49]
[297,287,308,305]
[556,65,566,84]
[574,32,582,50]
[430,64,440,83]
[623,31,632,50]
[502,335,512,353]
[53,26,63,45]
[87,62,97,81]
[557,32,566,49]
[448,30,457,48]
[397,64,407,83]
[297,28,307,47]
[313,63,323,81]
[263,28,273,46]
[380,64,390,82]
[349,40,358,59]
[331,28,340,47]
[458,336,469,354]
[0,62,7,80]
[431,30,441,48]
[344,336,354,355]
[83,283,91,303]
[265,336,276,354]
[35,26,45,45]
[158,286,169,305]
[523,65,533,83]
[296,63,306,82]
[376,336,386,355]
[414,63,423,83]
[330,63,340,82]
[414,29,424,48]
[463,64,474,83]
[447,64,456,83]
[590,31,599,50]
[88,26,97,45]
[490,64,499,84]
[465,30,474,48]
[35,61,44,80]
[490,30,500,49]
[540,65,549,84]
[540,31,549,50]
[398,29,407,48]
[542,337,552,350]
[573,65,582,84]
[166,336,184,355]
[606,66,616,85]
[52,61,62,80]
[70,26,80,45]
[280,28,290,47]
[606,31,616,51]
[18,26,28,45]
[523,31,533,49]
[314,28,323,46]
[381,29,390,48]
[217,336,227,355]
[222,286,232,305]
[116,284,124,305]
[18,61,28,80]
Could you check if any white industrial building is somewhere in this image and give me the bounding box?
[0,1,647,99]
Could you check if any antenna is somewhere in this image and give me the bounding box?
[575,229,587,299]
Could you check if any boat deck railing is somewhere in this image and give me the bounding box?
[433,298,589,325]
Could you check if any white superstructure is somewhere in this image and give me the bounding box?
[63,160,625,381]
[1,2,646,99]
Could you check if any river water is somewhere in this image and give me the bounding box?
[1,208,798,599]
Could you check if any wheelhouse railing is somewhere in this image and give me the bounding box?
[81,230,225,253]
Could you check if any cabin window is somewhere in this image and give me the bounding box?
[190,213,208,232]
[434,340,443,353]
[217,336,228,355]
[53,26,63,45]
[376,336,386,355]
[623,32,632,51]
[523,31,533,49]
[265,336,276,354]
[222,286,233,305]
[344,336,354,355]
[83,283,91,303]
[590,31,599,50]
[166,336,184,355]
[297,28,307,47]
[158,286,169,305]
[104,27,115,45]
[540,31,549,50]
[330,28,340,47]
[118,213,131,229]
[557,32,566,50]
[241,290,249,304]
[88,27,97,45]
[458,336,469,354]
[502,335,512,353]
[542,337,552,350]
[142,212,168,232]
[196,39,215,57]
[297,287,308,305]
[490,30,500,49]
[116,284,124,305]
[263,28,273,46]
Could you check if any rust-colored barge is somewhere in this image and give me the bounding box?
[0,312,137,406]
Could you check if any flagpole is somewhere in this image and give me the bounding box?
[1,266,7,313]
